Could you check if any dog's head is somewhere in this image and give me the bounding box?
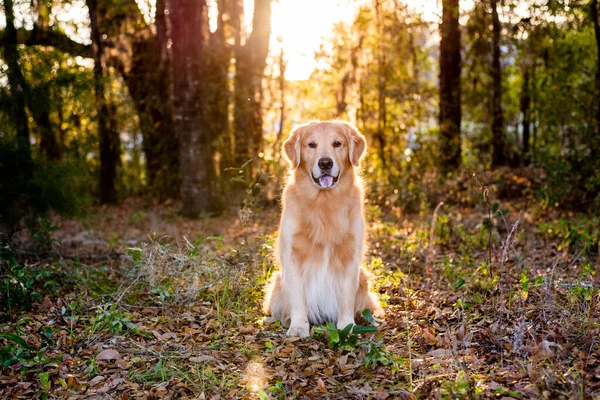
[283,121,366,190]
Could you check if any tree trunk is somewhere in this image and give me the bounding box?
[233,0,272,176]
[30,0,61,161]
[491,0,506,166]
[375,0,387,168]
[439,0,462,172]
[2,0,31,156]
[88,0,119,204]
[98,0,180,200]
[169,0,216,217]
[30,86,61,161]
[275,44,286,157]
[520,68,531,165]
[592,0,600,137]
[206,0,232,175]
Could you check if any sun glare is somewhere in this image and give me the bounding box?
[260,0,447,81]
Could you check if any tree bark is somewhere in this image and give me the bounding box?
[233,0,272,175]
[206,0,232,174]
[169,0,216,216]
[592,0,600,137]
[104,0,180,200]
[88,0,120,204]
[375,0,387,168]
[2,0,31,156]
[439,0,462,172]
[491,0,506,166]
[520,68,531,165]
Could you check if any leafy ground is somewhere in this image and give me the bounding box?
[1,178,599,399]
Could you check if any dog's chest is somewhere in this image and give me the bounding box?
[301,206,351,245]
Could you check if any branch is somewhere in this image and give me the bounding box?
[0,26,91,58]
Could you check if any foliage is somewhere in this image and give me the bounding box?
[0,138,91,236]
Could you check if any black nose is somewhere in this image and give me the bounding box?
[318,158,333,170]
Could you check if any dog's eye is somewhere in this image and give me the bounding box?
[333,141,342,148]
[308,142,317,149]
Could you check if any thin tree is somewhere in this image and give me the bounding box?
[375,0,388,168]
[87,0,120,204]
[439,0,462,171]
[592,0,600,137]
[169,0,217,216]
[232,0,272,175]
[520,68,531,164]
[491,0,506,166]
[2,0,31,157]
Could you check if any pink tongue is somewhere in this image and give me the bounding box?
[319,176,333,188]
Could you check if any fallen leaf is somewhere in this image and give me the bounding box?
[239,325,255,334]
[38,296,53,313]
[115,359,130,369]
[317,378,327,393]
[89,375,105,386]
[425,348,453,358]
[97,349,121,361]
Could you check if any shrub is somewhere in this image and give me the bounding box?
[0,138,90,238]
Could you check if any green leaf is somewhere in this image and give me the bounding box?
[362,309,376,325]
[329,329,340,345]
[39,372,51,390]
[0,333,35,350]
[352,325,378,334]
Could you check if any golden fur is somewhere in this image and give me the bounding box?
[263,121,381,337]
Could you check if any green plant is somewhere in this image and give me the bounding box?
[314,310,379,350]
[0,242,54,320]
[31,218,59,250]
[0,332,37,368]
[89,304,143,336]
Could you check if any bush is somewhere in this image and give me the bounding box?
[0,138,90,237]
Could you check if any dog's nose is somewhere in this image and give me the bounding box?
[318,158,333,170]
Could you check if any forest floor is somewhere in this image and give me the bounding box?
[1,181,599,399]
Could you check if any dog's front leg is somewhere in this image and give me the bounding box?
[279,221,310,338]
[336,263,359,330]
[337,219,365,330]
[284,265,310,337]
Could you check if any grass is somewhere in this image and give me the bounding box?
[0,194,598,398]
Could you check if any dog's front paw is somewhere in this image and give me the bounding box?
[337,316,355,331]
[286,324,310,338]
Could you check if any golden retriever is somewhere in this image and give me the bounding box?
[263,121,381,337]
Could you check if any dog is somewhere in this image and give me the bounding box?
[263,121,381,338]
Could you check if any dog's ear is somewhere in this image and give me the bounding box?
[343,123,366,167]
[283,126,303,169]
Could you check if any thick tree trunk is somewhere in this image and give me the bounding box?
[592,0,600,137]
[3,0,31,156]
[520,68,531,165]
[233,0,272,175]
[169,0,216,216]
[98,0,179,200]
[491,0,506,166]
[123,37,179,200]
[439,0,462,172]
[88,0,119,204]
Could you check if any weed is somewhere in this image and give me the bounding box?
[89,304,143,336]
